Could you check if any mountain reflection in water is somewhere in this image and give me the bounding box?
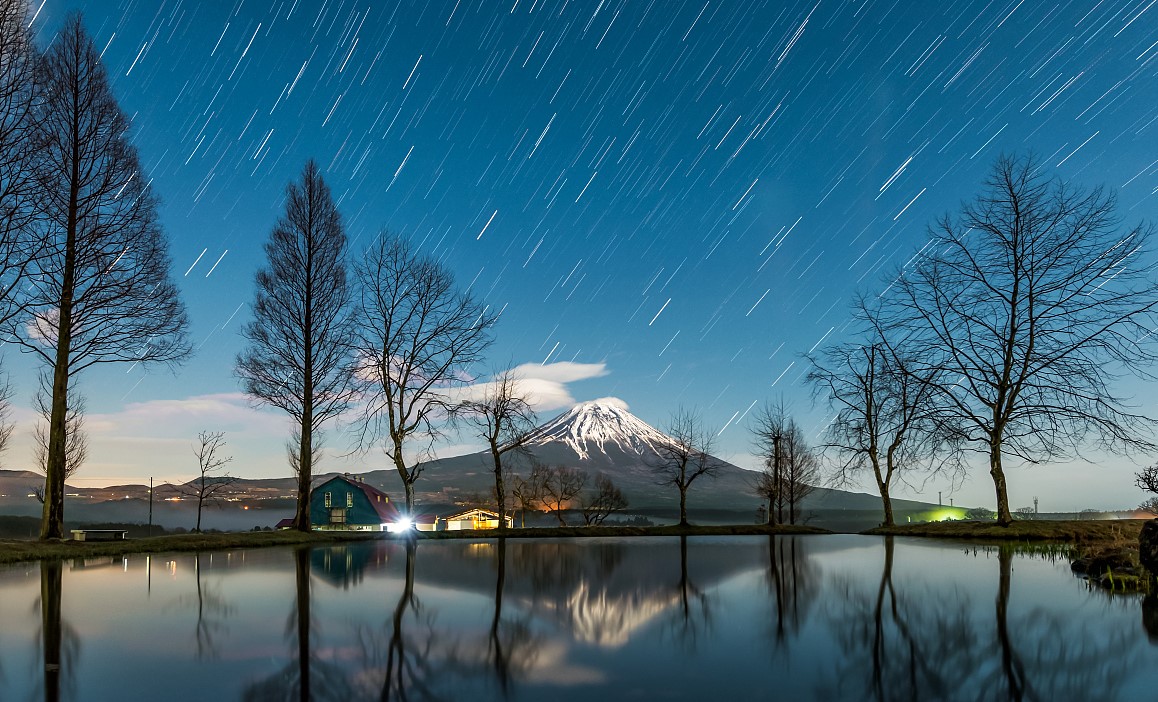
[1,535,1155,701]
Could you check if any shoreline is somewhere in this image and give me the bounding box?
[0,519,1148,566]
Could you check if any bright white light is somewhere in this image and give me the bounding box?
[387,518,413,533]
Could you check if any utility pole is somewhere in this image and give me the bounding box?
[148,477,153,534]
[938,491,942,506]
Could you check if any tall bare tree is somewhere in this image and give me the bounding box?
[808,331,944,526]
[15,14,189,539]
[751,401,790,526]
[539,464,587,526]
[778,421,820,525]
[457,368,537,531]
[237,160,351,532]
[878,154,1158,525]
[179,430,237,533]
[351,232,498,514]
[651,407,719,527]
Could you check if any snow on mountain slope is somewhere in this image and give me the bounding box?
[524,397,673,460]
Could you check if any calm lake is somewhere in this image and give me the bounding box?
[1,535,1155,701]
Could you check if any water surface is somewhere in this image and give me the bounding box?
[0,535,1153,700]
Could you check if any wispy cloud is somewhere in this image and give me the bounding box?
[453,361,609,412]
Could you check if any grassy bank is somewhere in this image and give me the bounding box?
[864,518,1145,544]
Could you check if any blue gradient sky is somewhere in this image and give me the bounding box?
[6,0,1158,510]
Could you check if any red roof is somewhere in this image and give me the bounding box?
[350,479,401,523]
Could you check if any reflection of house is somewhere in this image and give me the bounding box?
[443,508,514,531]
[310,475,403,531]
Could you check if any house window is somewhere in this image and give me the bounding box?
[346,492,353,508]
[324,491,331,507]
[330,508,346,524]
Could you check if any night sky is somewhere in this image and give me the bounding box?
[9,0,1158,510]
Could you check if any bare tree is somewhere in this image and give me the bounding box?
[780,424,820,525]
[539,464,586,526]
[13,14,190,539]
[651,407,719,527]
[808,331,944,526]
[178,431,237,533]
[0,0,39,326]
[33,374,86,482]
[878,154,1158,525]
[351,232,498,515]
[581,473,628,526]
[752,410,818,526]
[457,368,537,531]
[751,401,790,526]
[236,160,352,532]
[511,462,548,527]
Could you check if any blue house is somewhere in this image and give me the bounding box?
[310,474,404,531]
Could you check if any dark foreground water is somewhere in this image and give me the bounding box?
[1,535,1155,701]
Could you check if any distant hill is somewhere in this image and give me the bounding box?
[0,398,950,529]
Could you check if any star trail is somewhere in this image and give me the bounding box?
[13,0,1158,508]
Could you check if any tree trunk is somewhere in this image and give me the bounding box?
[195,477,204,532]
[42,257,76,541]
[876,457,895,527]
[294,408,312,532]
[678,486,689,527]
[990,438,1013,525]
[42,358,70,540]
[879,489,894,528]
[492,446,506,531]
[403,477,415,516]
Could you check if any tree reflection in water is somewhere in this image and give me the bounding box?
[243,545,353,702]
[820,539,1139,701]
[765,534,820,651]
[664,534,712,650]
[1143,592,1158,644]
[185,552,234,660]
[371,538,540,701]
[39,560,68,702]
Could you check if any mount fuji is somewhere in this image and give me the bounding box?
[381,397,943,520]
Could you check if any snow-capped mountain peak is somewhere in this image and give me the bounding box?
[525,398,672,460]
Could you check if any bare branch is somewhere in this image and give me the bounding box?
[538,464,586,526]
[650,407,719,527]
[456,367,538,530]
[876,154,1158,524]
[350,232,498,514]
[176,430,237,533]
[581,473,628,526]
